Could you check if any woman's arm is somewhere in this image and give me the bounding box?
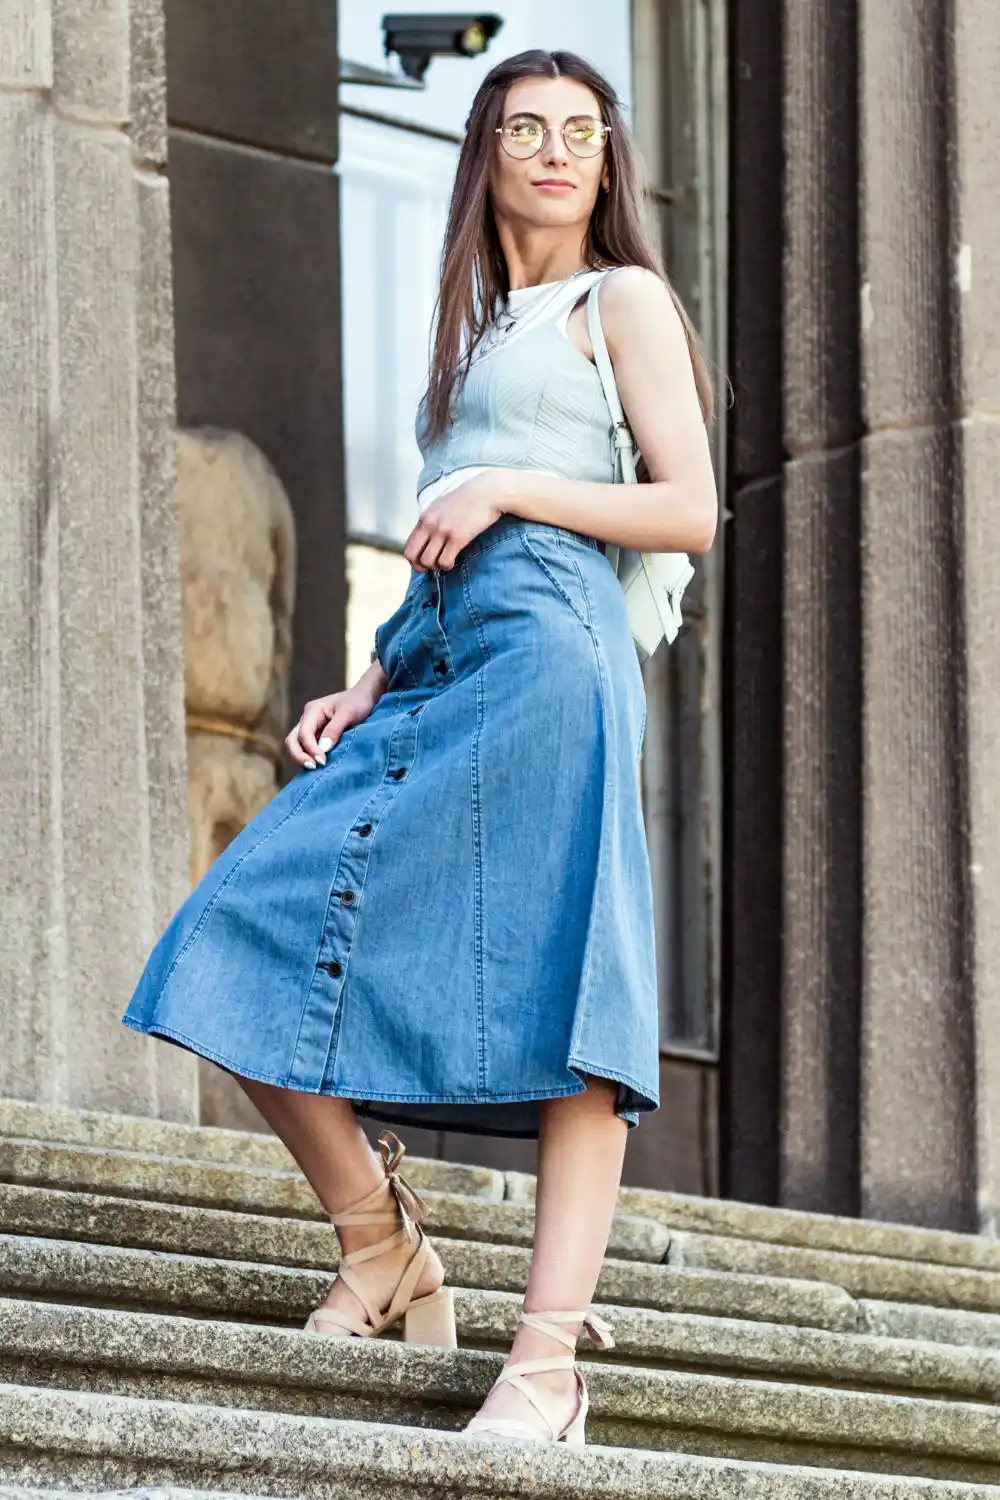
[502,267,718,554]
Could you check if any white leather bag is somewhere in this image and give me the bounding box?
[587,278,695,661]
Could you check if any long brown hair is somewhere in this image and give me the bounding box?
[422,48,714,442]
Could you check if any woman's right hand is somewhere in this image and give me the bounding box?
[286,662,387,769]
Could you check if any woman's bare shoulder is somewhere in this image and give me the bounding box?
[598,266,688,356]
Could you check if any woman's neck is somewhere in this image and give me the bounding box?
[497,226,589,293]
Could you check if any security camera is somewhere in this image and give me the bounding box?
[382,13,504,82]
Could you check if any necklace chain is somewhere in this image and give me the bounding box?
[477,267,592,361]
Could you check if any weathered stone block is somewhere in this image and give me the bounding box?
[951,5,1000,412]
[614,1181,1000,1272]
[3,1294,998,1410]
[783,0,861,454]
[0,93,55,1108]
[52,0,130,122]
[2,1297,1000,1470]
[0,1,54,87]
[859,0,956,429]
[860,425,976,1230]
[959,415,1000,1237]
[782,447,863,1217]
[671,1230,1000,1316]
[129,0,168,163]
[0,1228,860,1330]
[134,170,191,1038]
[165,0,338,161]
[3,1382,1000,1496]
[859,1299,1000,1352]
[0,1098,503,1196]
[53,117,157,1114]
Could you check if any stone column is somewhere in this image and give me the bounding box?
[953,0,1000,1240]
[780,0,864,1217]
[0,0,195,1120]
[858,0,979,1230]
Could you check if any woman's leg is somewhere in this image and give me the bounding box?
[236,1077,444,1322]
[472,1077,628,1434]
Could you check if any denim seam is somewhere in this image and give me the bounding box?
[471,665,487,1094]
[566,621,614,1058]
[123,1018,655,1115]
[156,756,345,991]
[460,558,493,665]
[556,534,596,629]
[519,533,593,630]
[288,717,412,1086]
[568,1055,658,1106]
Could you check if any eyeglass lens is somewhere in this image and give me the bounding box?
[499,115,607,159]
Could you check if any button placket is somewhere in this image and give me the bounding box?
[417,568,451,674]
[314,712,421,987]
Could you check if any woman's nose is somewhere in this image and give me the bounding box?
[539,128,570,168]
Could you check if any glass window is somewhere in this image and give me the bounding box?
[338,112,460,549]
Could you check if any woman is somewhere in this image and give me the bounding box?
[124,48,717,1446]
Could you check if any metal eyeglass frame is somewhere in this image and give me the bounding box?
[494,114,611,160]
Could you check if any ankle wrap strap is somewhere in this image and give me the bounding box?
[518,1308,615,1352]
[329,1131,427,1244]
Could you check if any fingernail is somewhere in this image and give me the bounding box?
[318,738,333,753]
[304,758,316,770]
[314,752,326,766]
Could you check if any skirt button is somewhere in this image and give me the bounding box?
[341,890,357,906]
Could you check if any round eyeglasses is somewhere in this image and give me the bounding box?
[495,114,611,161]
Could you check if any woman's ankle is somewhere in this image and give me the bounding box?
[336,1221,398,1258]
[507,1318,581,1370]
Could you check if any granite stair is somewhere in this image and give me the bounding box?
[0,1100,998,1496]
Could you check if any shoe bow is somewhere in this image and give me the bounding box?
[378,1130,427,1241]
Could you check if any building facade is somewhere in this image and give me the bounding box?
[1,0,996,1232]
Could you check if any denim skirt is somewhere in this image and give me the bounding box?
[123,515,660,1137]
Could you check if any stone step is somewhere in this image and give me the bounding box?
[3,1259,996,1406]
[0,1493,279,1500]
[858,1301,1000,1351]
[7,1184,1000,1352]
[0,1100,302,1178]
[0,1230,858,1331]
[605,1182,1000,1276]
[672,1231,1000,1315]
[6,1138,999,1319]
[0,1135,493,1220]
[6,1099,999,1278]
[3,1291,1000,1433]
[4,1383,1000,1498]
[0,1155,668,1265]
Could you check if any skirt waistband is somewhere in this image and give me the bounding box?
[457,514,602,564]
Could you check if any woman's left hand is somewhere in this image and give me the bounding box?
[403,470,513,571]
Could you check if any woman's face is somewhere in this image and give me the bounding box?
[489,76,611,234]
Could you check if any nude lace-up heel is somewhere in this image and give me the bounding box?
[463,1309,615,1446]
[302,1131,457,1348]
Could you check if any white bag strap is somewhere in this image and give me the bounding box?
[587,273,640,580]
[587,273,636,479]
[586,273,692,649]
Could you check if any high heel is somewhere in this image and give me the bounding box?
[403,1284,457,1345]
[303,1131,457,1348]
[463,1308,614,1445]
